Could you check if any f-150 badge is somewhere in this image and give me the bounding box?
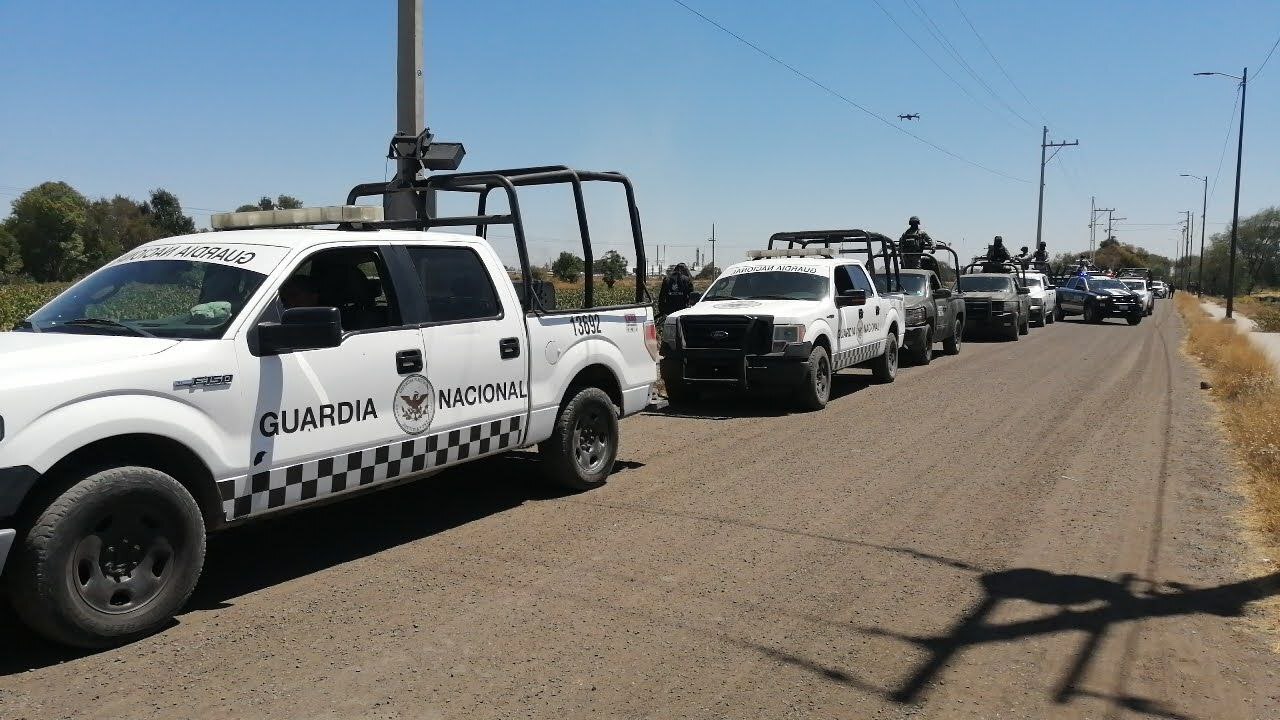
[394,374,435,435]
[174,374,233,391]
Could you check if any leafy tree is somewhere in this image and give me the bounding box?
[0,225,22,277]
[594,250,628,288]
[236,195,304,212]
[551,251,584,283]
[144,188,196,237]
[4,181,90,281]
[696,263,720,280]
[83,195,164,267]
[1236,207,1280,294]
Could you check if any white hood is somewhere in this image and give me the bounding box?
[0,332,178,374]
[676,298,823,324]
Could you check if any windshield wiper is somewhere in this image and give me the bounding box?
[59,318,156,338]
[14,319,41,333]
[701,294,742,301]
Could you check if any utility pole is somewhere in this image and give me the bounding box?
[1227,66,1247,317]
[1089,198,1114,257]
[1185,210,1195,290]
[1036,126,1079,249]
[386,0,428,221]
[709,223,717,273]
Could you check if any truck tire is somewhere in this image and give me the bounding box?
[911,325,933,366]
[871,332,899,383]
[1033,308,1046,327]
[540,386,619,491]
[1127,313,1142,326]
[1086,302,1103,324]
[1046,305,1056,324]
[1019,312,1030,335]
[943,319,963,355]
[9,466,205,649]
[1006,319,1020,341]
[1054,304,1065,323]
[662,377,699,406]
[796,345,832,411]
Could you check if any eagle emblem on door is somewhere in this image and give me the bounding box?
[393,373,435,435]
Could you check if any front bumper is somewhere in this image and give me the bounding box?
[905,324,931,348]
[662,341,812,388]
[1096,301,1143,318]
[966,311,1018,329]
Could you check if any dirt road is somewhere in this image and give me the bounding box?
[3,302,1278,719]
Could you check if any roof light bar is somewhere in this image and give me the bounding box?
[211,205,384,230]
[746,249,832,259]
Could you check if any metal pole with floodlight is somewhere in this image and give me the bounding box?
[1195,68,1247,317]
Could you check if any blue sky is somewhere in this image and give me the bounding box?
[1,1,1277,268]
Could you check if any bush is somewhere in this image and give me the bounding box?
[0,282,68,330]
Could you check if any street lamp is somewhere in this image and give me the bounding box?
[1180,173,1208,296]
[1195,68,1247,317]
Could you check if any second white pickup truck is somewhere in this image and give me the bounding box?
[661,230,905,410]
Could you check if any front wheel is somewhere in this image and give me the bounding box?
[1054,303,1065,322]
[1127,313,1142,326]
[540,387,619,491]
[1033,308,1046,327]
[1046,306,1056,324]
[796,345,832,411]
[943,319,963,355]
[1019,312,1030,335]
[910,326,933,366]
[872,332,899,383]
[9,466,206,649]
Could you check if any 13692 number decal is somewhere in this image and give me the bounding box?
[570,313,602,336]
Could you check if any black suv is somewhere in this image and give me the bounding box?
[1055,275,1144,325]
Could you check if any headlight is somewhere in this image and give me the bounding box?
[772,324,806,344]
[905,306,928,325]
[663,317,679,347]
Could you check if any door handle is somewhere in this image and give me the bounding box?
[499,337,521,359]
[395,349,423,375]
[858,309,864,319]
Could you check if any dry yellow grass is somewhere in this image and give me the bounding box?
[1177,293,1280,538]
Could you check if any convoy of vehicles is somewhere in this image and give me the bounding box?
[0,133,1172,649]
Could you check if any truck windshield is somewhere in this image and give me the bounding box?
[1091,279,1129,292]
[704,271,828,301]
[22,260,266,339]
[958,276,1014,293]
[1121,280,1146,291]
[873,274,926,296]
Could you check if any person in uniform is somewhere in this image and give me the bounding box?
[658,263,695,318]
[1032,241,1049,264]
[899,216,932,269]
[986,236,1011,263]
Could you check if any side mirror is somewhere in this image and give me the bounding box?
[836,289,867,307]
[258,307,342,355]
[933,288,952,299]
[688,292,703,304]
[1016,286,1031,295]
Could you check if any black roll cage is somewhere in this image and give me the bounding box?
[766,229,902,292]
[962,257,1029,287]
[346,165,649,313]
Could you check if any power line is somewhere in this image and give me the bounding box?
[867,0,1007,125]
[1256,29,1280,78]
[949,0,1046,123]
[901,0,1034,127]
[669,0,1030,183]
[1209,85,1242,204]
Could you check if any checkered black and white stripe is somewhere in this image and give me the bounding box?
[833,340,884,369]
[218,415,524,521]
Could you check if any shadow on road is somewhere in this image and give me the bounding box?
[0,450,595,674]
[858,567,1280,718]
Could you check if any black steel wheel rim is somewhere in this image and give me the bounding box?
[923,328,932,361]
[70,501,179,615]
[572,406,611,474]
[954,322,963,350]
[815,354,830,398]
[887,338,898,373]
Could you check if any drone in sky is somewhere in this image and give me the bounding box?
[898,113,921,121]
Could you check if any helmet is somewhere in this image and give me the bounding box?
[909,216,920,224]
[994,235,1004,243]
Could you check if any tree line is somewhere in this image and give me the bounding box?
[0,182,303,283]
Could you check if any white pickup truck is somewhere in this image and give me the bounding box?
[0,166,657,647]
[661,231,905,410]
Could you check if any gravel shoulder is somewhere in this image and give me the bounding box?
[2,301,1277,719]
